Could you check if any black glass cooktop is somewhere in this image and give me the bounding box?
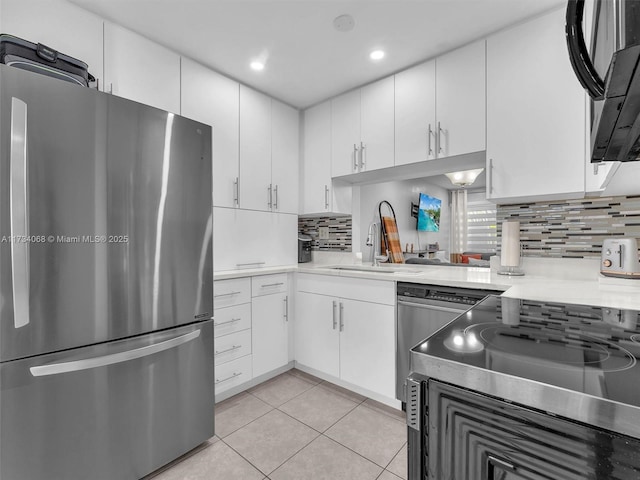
[412,295,640,407]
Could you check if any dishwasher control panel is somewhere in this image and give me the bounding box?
[397,282,502,306]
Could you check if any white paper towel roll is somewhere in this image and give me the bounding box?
[501,220,521,267]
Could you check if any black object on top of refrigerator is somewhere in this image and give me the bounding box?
[566,0,640,162]
[0,63,214,480]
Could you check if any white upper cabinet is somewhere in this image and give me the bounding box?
[331,76,395,177]
[360,76,395,171]
[436,39,486,158]
[239,85,272,211]
[104,23,180,113]
[0,0,104,89]
[271,100,300,214]
[301,101,351,215]
[394,41,485,165]
[486,8,585,202]
[302,101,333,214]
[395,60,437,166]
[213,207,297,271]
[331,89,361,177]
[181,58,239,208]
[239,86,300,213]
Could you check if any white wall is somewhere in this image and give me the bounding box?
[357,178,450,260]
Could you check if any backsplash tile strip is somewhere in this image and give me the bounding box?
[298,215,352,251]
[497,195,640,258]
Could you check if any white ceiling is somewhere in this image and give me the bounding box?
[69,0,565,109]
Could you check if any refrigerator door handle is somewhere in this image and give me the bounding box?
[29,330,201,377]
[10,97,30,329]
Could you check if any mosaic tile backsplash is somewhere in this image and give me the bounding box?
[497,195,640,258]
[298,215,352,251]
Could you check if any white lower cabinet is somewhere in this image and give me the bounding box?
[252,292,289,378]
[295,274,395,401]
[214,274,292,398]
[252,274,290,378]
[214,278,252,396]
[214,329,252,366]
[339,299,395,399]
[215,356,252,394]
[295,292,340,377]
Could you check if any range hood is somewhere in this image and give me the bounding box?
[566,0,640,163]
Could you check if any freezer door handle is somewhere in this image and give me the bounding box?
[10,97,30,329]
[29,330,201,377]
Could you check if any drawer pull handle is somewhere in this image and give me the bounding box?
[214,291,241,298]
[214,318,241,327]
[236,262,266,267]
[215,372,242,384]
[261,282,284,288]
[215,345,242,355]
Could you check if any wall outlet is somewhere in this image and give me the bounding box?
[318,227,330,240]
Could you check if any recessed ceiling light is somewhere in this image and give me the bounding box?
[250,61,265,71]
[370,50,385,61]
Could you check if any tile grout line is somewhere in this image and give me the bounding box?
[383,441,408,472]
[219,371,405,477]
[220,436,273,478]
[216,401,275,440]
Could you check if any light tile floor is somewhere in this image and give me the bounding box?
[145,369,407,480]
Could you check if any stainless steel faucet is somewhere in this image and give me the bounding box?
[366,222,380,266]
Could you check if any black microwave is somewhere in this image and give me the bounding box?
[566,0,640,162]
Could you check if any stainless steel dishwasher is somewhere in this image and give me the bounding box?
[396,282,502,402]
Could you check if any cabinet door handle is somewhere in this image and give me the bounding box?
[214,291,241,298]
[215,372,242,384]
[332,301,338,330]
[283,296,289,321]
[488,158,494,195]
[427,124,434,157]
[437,121,443,154]
[214,318,241,327]
[215,344,242,356]
[360,141,366,170]
[267,184,273,209]
[233,177,239,206]
[261,282,284,288]
[273,184,279,210]
[324,185,330,209]
[353,144,359,172]
[339,302,344,332]
[236,261,266,268]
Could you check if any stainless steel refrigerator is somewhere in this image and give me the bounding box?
[0,64,214,480]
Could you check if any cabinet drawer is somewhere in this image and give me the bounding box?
[214,278,251,308]
[297,273,395,305]
[252,273,288,297]
[214,330,252,366]
[215,355,252,395]
[213,304,251,338]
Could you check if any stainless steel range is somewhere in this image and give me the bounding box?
[406,296,640,479]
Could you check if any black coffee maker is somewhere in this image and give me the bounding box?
[298,235,312,263]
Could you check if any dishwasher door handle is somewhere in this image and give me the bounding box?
[397,299,467,315]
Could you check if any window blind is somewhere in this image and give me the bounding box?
[466,200,497,253]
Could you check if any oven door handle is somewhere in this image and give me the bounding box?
[397,299,466,315]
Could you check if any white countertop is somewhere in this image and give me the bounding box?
[215,256,640,310]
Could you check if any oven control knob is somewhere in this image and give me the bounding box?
[603,259,612,267]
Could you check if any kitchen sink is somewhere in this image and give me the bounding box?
[328,265,424,275]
